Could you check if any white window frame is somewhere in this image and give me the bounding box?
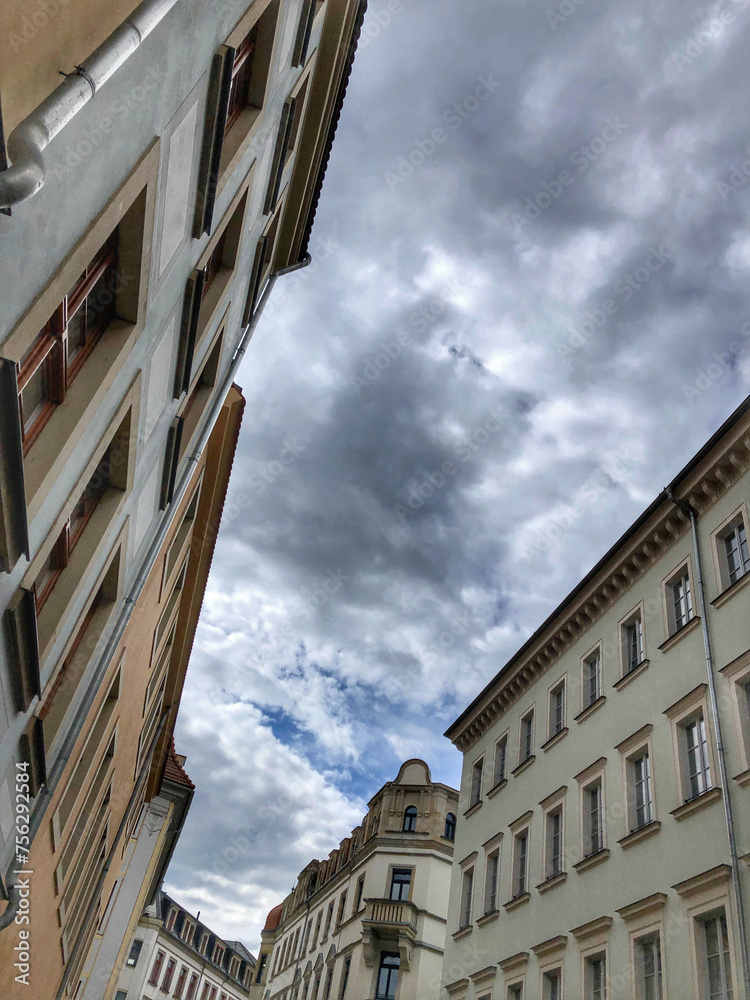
[540,787,566,883]
[492,730,509,788]
[469,755,484,807]
[518,708,535,766]
[482,833,502,915]
[616,892,668,1000]
[459,862,475,930]
[617,726,656,837]
[581,643,603,712]
[619,602,646,678]
[661,557,695,637]
[547,677,566,741]
[575,758,607,861]
[712,503,750,593]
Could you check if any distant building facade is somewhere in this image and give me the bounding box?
[256,760,459,1000]
[112,888,255,1000]
[0,0,367,994]
[441,397,750,1000]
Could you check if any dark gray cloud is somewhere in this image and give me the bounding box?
[167,0,750,949]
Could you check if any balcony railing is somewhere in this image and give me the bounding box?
[362,898,418,933]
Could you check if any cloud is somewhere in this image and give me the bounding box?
[168,0,750,951]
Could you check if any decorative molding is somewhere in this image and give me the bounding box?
[670,787,722,821]
[672,864,732,899]
[531,934,567,959]
[570,915,613,941]
[615,724,653,755]
[574,696,606,724]
[498,951,529,974]
[541,727,569,753]
[537,871,567,894]
[618,821,661,849]
[511,755,535,777]
[574,757,607,784]
[503,892,530,912]
[574,849,610,874]
[657,615,701,652]
[539,785,567,809]
[613,659,651,691]
[663,683,708,719]
[450,419,750,753]
[616,892,668,924]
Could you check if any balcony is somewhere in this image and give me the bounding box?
[361,898,417,970]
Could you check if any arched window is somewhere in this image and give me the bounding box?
[444,813,456,841]
[402,806,418,832]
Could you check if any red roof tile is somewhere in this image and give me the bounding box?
[264,904,283,931]
[163,739,195,790]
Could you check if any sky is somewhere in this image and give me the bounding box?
[166,0,750,950]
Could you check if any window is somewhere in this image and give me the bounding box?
[459,867,473,928]
[720,516,750,588]
[16,233,118,454]
[226,26,257,133]
[255,954,267,983]
[403,805,417,831]
[33,447,112,612]
[292,0,317,66]
[583,650,601,708]
[323,970,333,1000]
[507,987,523,1000]
[545,807,563,878]
[149,950,166,985]
[115,992,127,1000]
[684,714,712,800]
[520,711,534,763]
[202,231,227,300]
[494,734,508,785]
[312,909,322,947]
[376,953,399,1000]
[324,900,334,936]
[125,939,143,967]
[355,875,365,910]
[174,967,189,999]
[200,984,211,1000]
[543,969,561,1000]
[165,907,178,932]
[264,99,295,214]
[339,955,351,999]
[163,958,177,991]
[549,681,565,738]
[699,912,734,1000]
[667,567,693,633]
[336,891,347,928]
[199,932,210,955]
[584,781,604,856]
[484,850,499,913]
[630,751,654,831]
[635,933,663,1000]
[186,973,199,1000]
[623,613,644,674]
[389,868,411,901]
[513,830,528,897]
[213,943,225,965]
[470,757,483,806]
[181,919,195,945]
[585,954,606,1000]
[444,812,456,840]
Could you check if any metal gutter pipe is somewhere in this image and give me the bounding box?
[667,490,750,1000]
[0,0,181,209]
[0,254,311,923]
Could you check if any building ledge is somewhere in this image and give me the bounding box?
[476,909,500,928]
[464,800,482,819]
[657,616,701,652]
[734,768,750,788]
[670,786,722,821]
[710,570,750,609]
[574,696,606,724]
[574,848,610,873]
[486,778,508,799]
[541,727,569,753]
[613,659,650,692]
[536,871,567,894]
[503,892,530,913]
[452,925,472,942]
[618,820,661,849]
[511,755,535,777]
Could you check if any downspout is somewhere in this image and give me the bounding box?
[0,0,181,210]
[0,254,311,919]
[667,490,750,999]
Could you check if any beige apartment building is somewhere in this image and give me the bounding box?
[255,760,459,1000]
[0,0,367,996]
[441,395,750,1000]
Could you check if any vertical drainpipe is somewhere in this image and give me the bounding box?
[667,490,750,999]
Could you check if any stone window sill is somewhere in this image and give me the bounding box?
[670,786,722,821]
[487,778,508,799]
[658,616,701,653]
[575,696,606,724]
[503,892,530,912]
[613,659,650,692]
[573,848,610,873]
[476,909,500,927]
[711,570,750,609]
[618,820,661,849]
[512,755,536,777]
[541,727,568,752]
[464,800,483,819]
[536,871,567,894]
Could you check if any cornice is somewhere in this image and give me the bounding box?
[449,418,750,753]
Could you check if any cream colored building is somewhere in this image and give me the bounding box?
[441,396,750,1000]
[255,760,459,1000]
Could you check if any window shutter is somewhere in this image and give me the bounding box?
[263,101,294,216]
[20,714,46,797]
[4,588,40,712]
[193,47,234,239]
[0,359,30,572]
[173,269,206,397]
[292,0,316,67]
[242,235,269,326]
[160,417,185,510]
